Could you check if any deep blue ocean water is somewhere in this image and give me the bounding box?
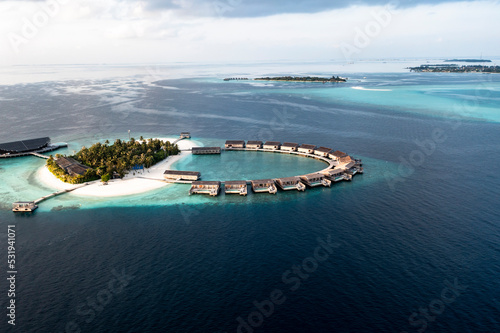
[0,62,499,332]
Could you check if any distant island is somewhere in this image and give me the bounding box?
[47,137,179,184]
[444,59,492,63]
[254,75,347,83]
[408,64,500,73]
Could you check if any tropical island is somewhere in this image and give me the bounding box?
[408,64,500,73]
[254,75,347,83]
[46,137,179,184]
[444,59,492,63]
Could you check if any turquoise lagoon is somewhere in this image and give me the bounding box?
[0,136,394,213]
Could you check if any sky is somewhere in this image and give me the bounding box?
[0,0,499,65]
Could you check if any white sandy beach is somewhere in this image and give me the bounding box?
[37,137,197,197]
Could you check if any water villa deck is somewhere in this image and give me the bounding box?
[314,147,332,157]
[298,144,316,154]
[225,140,246,149]
[281,142,299,152]
[189,181,221,196]
[330,150,347,161]
[12,201,38,212]
[263,141,281,150]
[251,179,277,194]
[164,170,201,181]
[246,141,263,149]
[322,168,348,182]
[224,181,248,196]
[300,173,331,187]
[275,177,306,191]
[192,147,221,155]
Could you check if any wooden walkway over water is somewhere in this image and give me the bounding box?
[33,184,89,204]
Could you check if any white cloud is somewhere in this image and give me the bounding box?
[0,0,498,65]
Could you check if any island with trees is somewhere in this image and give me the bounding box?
[254,75,347,83]
[408,64,500,73]
[444,59,492,63]
[46,137,179,184]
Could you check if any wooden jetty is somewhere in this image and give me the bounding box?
[12,184,88,212]
[192,147,221,155]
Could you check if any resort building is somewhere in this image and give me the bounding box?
[339,155,356,169]
[189,181,221,196]
[0,137,51,155]
[300,173,331,187]
[164,170,201,181]
[281,142,299,152]
[246,141,263,149]
[55,157,91,177]
[263,141,281,150]
[180,132,191,139]
[275,177,306,191]
[12,201,38,212]
[329,150,347,161]
[192,147,221,155]
[314,147,332,157]
[224,181,248,196]
[225,140,245,149]
[251,179,277,194]
[298,144,317,154]
[322,168,346,182]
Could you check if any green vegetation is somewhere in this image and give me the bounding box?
[46,156,98,184]
[75,138,179,177]
[255,75,347,82]
[46,138,179,184]
[408,65,500,73]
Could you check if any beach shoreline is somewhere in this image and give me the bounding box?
[36,137,198,197]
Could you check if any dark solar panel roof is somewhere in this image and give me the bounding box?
[0,137,50,153]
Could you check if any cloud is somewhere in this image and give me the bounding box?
[138,0,477,17]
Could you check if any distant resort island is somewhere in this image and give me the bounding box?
[224,75,347,83]
[408,64,500,73]
[444,59,492,63]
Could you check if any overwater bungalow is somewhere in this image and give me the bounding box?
[281,142,299,152]
[275,177,306,191]
[298,144,316,154]
[251,179,277,194]
[180,132,191,139]
[12,201,38,212]
[192,147,221,155]
[300,173,331,187]
[163,170,201,181]
[263,141,281,150]
[339,155,356,169]
[224,181,248,196]
[0,137,50,155]
[55,157,91,176]
[189,181,221,196]
[329,150,347,161]
[322,168,346,182]
[225,140,245,149]
[246,141,263,149]
[314,147,332,157]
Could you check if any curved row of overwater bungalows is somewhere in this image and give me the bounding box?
[165,139,363,196]
[224,140,360,162]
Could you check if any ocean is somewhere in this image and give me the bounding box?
[0,60,499,332]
